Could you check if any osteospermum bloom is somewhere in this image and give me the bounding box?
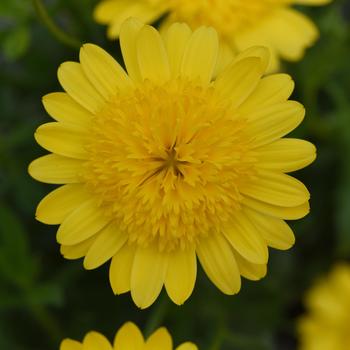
[298,264,350,350]
[60,322,197,350]
[29,19,315,309]
[94,0,331,71]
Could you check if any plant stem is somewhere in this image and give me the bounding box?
[32,0,81,49]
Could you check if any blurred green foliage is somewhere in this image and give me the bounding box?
[0,0,349,349]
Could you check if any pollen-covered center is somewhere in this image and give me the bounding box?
[158,0,290,37]
[83,79,256,251]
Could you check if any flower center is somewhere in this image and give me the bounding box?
[83,79,256,251]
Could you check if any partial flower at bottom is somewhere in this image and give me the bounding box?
[298,263,350,350]
[60,322,197,350]
[29,18,316,309]
[94,0,332,71]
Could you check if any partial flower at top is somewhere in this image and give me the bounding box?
[29,19,315,309]
[60,322,197,350]
[94,0,332,71]
[298,264,350,350]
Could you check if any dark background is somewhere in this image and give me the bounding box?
[0,0,349,349]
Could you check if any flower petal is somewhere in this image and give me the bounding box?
[83,331,112,350]
[35,122,88,159]
[120,18,144,82]
[42,92,93,126]
[60,339,83,350]
[267,8,319,61]
[223,211,268,264]
[197,234,241,295]
[256,138,316,172]
[242,197,310,220]
[36,184,90,225]
[232,46,270,72]
[245,208,295,250]
[165,23,192,78]
[28,154,82,184]
[84,223,127,270]
[131,245,168,309]
[215,57,263,108]
[58,62,105,113]
[165,247,196,305]
[56,198,108,245]
[109,244,135,295]
[176,343,198,350]
[247,101,305,148]
[60,236,96,260]
[145,328,172,350]
[241,170,310,208]
[113,322,144,350]
[233,251,267,281]
[238,74,295,114]
[137,25,170,83]
[181,26,218,84]
[80,44,133,99]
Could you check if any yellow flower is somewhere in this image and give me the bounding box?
[298,264,350,350]
[29,19,315,309]
[94,0,332,71]
[60,322,197,350]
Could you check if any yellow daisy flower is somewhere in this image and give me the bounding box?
[298,264,350,350]
[29,19,315,309]
[60,322,197,350]
[94,0,332,71]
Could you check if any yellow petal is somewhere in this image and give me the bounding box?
[83,331,112,350]
[232,46,270,72]
[80,44,133,99]
[120,18,144,82]
[109,244,135,295]
[233,251,267,281]
[241,170,310,208]
[223,211,268,264]
[137,25,170,83]
[267,9,319,61]
[93,0,127,24]
[181,26,218,84]
[256,138,316,172]
[58,62,105,113]
[35,122,88,159]
[215,57,263,108]
[145,328,172,350]
[245,208,295,250]
[247,101,305,148]
[165,23,192,78]
[176,343,198,350]
[101,2,166,39]
[165,247,196,305]
[197,234,241,295]
[84,223,127,270]
[242,197,310,220]
[28,154,82,184]
[131,245,168,309]
[42,92,93,126]
[60,339,83,350]
[36,184,90,224]
[238,74,295,114]
[56,198,108,245]
[113,322,144,350]
[60,236,96,260]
